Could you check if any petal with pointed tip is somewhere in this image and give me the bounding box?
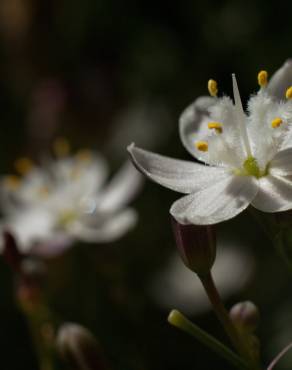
[97,160,143,213]
[128,144,229,194]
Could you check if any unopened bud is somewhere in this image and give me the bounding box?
[57,323,109,370]
[229,301,259,333]
[171,217,216,276]
[2,230,23,273]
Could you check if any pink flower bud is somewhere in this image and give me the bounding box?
[171,217,216,276]
[57,323,109,370]
[229,301,259,333]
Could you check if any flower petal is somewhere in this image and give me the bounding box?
[0,207,56,254]
[170,174,258,225]
[68,209,137,243]
[179,96,215,159]
[127,144,229,194]
[267,59,292,100]
[269,148,292,176]
[52,154,109,195]
[251,174,292,212]
[179,96,245,167]
[97,160,143,213]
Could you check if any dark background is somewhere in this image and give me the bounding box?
[0,0,291,369]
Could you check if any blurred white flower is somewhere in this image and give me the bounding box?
[129,61,292,225]
[0,144,142,256]
[150,240,254,316]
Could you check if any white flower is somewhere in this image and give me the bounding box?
[0,149,142,255]
[128,60,292,225]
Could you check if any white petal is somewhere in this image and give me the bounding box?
[170,174,258,225]
[179,96,245,167]
[267,59,292,100]
[269,148,292,176]
[1,207,56,254]
[247,93,291,170]
[252,174,292,212]
[179,96,215,159]
[52,154,109,194]
[97,160,143,213]
[68,209,137,243]
[128,144,229,194]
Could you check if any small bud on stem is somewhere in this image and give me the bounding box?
[57,323,109,370]
[230,301,260,333]
[171,216,216,276]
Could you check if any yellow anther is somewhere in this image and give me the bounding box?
[75,149,92,162]
[39,186,49,198]
[208,79,218,97]
[3,175,21,189]
[195,141,208,152]
[257,70,268,87]
[53,137,70,157]
[208,122,223,134]
[271,117,283,128]
[286,86,292,99]
[14,157,34,175]
[58,210,76,226]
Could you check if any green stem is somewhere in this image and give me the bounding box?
[23,303,56,370]
[199,272,260,369]
[168,310,249,370]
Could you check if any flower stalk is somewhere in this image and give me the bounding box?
[199,272,261,370]
[168,310,249,370]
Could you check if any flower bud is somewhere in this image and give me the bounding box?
[171,217,216,276]
[229,301,259,333]
[57,323,109,370]
[2,230,23,273]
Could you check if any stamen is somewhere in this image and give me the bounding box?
[257,70,268,88]
[286,86,292,99]
[195,141,208,152]
[39,186,49,198]
[14,157,34,175]
[208,122,223,134]
[208,79,218,97]
[53,137,70,157]
[232,74,252,157]
[75,149,92,162]
[3,175,21,189]
[271,117,283,129]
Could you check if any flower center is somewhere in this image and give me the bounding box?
[243,156,261,178]
[58,209,77,227]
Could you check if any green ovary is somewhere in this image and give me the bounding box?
[243,156,263,178]
[58,210,77,226]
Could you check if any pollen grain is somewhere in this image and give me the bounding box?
[257,70,268,87]
[195,141,208,152]
[271,117,283,129]
[208,122,223,134]
[208,79,218,97]
[286,86,292,99]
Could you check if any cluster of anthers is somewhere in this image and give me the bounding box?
[193,70,292,179]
